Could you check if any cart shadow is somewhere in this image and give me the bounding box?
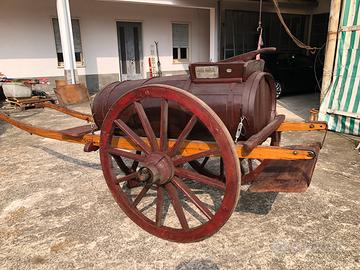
[0,123,7,136]
[235,190,278,215]
[206,189,278,216]
[31,145,102,170]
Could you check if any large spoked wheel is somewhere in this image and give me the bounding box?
[100,85,241,242]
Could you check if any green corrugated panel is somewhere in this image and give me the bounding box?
[319,0,360,136]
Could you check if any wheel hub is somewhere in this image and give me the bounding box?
[139,153,174,185]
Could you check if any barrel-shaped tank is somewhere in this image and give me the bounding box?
[92,69,276,141]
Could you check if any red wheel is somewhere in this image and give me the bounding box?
[100,85,240,242]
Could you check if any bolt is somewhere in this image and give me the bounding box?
[293,151,298,155]
[138,167,151,182]
[307,151,316,158]
[310,124,315,128]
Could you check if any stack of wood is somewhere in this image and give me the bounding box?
[6,96,55,110]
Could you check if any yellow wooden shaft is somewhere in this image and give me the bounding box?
[277,122,327,132]
[0,112,318,161]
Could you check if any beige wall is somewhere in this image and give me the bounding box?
[0,0,210,79]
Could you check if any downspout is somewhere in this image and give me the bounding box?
[320,0,342,102]
[217,0,222,61]
[56,0,77,84]
[210,1,221,62]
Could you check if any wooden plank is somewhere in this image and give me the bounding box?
[0,113,317,161]
[248,144,320,193]
[277,121,327,132]
[88,135,315,160]
[38,102,94,122]
[60,125,97,137]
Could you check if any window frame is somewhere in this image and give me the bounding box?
[172,22,191,64]
[52,17,85,68]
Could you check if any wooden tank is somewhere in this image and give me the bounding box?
[92,59,276,141]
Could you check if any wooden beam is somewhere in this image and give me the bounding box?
[277,121,327,132]
[0,113,317,161]
[38,102,94,123]
[90,136,315,160]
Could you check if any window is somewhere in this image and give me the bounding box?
[52,18,84,66]
[172,23,189,62]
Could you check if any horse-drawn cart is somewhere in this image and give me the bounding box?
[0,48,327,242]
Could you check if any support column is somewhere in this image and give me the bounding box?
[321,0,342,102]
[209,2,220,62]
[56,0,77,84]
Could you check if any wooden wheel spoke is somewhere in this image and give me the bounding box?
[155,187,164,227]
[116,171,138,184]
[114,119,151,154]
[173,149,220,166]
[248,159,254,171]
[160,99,169,152]
[133,183,152,207]
[172,177,213,220]
[113,155,131,175]
[168,115,197,157]
[220,158,224,176]
[131,151,141,171]
[134,102,159,151]
[109,148,146,162]
[165,183,189,230]
[201,157,210,167]
[175,168,226,191]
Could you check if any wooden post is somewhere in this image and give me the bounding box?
[320,0,342,102]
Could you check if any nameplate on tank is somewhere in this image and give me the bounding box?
[195,66,219,79]
[189,62,245,83]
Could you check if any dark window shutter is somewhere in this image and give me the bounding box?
[172,24,189,48]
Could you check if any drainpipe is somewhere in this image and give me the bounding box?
[217,0,222,60]
[209,8,217,62]
[320,0,342,102]
[56,0,77,84]
[210,1,221,62]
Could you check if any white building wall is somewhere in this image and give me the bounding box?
[0,0,210,80]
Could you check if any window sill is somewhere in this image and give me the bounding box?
[57,64,86,69]
[173,59,190,64]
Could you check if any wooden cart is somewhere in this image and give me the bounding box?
[0,49,327,243]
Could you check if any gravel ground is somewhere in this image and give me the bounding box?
[0,96,359,270]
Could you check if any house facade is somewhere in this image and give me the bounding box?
[0,0,218,92]
[0,0,330,93]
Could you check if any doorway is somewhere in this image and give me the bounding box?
[117,22,143,80]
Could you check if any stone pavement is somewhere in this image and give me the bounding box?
[0,95,359,270]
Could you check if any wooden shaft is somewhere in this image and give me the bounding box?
[277,121,327,132]
[220,47,276,62]
[0,112,89,145]
[0,113,317,161]
[37,102,94,122]
[242,114,285,155]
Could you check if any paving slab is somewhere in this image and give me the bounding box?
[0,96,359,270]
